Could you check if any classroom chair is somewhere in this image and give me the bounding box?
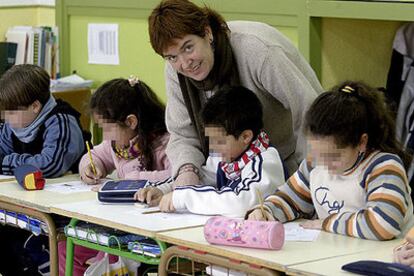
[52,88,91,131]
[159,246,279,276]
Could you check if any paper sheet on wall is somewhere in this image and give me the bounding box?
[284,222,320,241]
[88,23,119,65]
[44,180,92,194]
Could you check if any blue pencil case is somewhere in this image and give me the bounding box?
[342,260,414,275]
[97,179,148,204]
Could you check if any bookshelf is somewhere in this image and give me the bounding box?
[303,0,414,88]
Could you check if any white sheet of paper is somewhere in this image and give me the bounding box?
[88,23,119,65]
[147,211,211,221]
[128,206,159,213]
[0,175,14,181]
[284,222,320,241]
[53,200,212,232]
[125,207,208,221]
[44,181,92,194]
[50,74,93,92]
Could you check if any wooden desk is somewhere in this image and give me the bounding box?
[51,197,213,275]
[51,200,212,238]
[286,239,401,276]
[155,226,402,275]
[0,175,94,212]
[0,174,94,276]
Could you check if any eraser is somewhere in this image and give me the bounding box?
[14,164,45,190]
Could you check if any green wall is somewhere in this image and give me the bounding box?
[68,16,298,102]
[58,0,414,97]
[58,0,302,102]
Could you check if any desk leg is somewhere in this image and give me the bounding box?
[0,201,58,276]
[65,237,74,276]
[158,245,281,276]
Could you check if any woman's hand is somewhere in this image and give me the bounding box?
[173,171,200,188]
[159,192,176,213]
[247,209,275,221]
[134,187,163,206]
[80,164,104,185]
[300,219,323,230]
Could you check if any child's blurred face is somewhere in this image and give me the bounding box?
[308,135,360,174]
[1,101,41,129]
[93,114,136,146]
[205,126,251,163]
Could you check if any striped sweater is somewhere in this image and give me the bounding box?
[261,151,414,240]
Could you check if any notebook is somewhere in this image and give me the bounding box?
[97,179,148,203]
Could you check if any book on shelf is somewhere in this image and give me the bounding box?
[65,221,146,247]
[0,209,48,235]
[205,265,247,276]
[5,26,60,79]
[128,240,162,257]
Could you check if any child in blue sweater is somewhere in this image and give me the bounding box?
[0,64,86,177]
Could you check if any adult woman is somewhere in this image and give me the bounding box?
[148,0,323,186]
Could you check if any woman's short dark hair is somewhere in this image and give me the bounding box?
[201,86,263,138]
[148,0,228,56]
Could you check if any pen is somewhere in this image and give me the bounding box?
[256,188,268,221]
[85,141,97,177]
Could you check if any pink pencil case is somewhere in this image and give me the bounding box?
[204,216,284,250]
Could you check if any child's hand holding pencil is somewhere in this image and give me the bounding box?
[80,141,104,185]
[246,189,275,221]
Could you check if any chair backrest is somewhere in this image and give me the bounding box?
[52,88,91,131]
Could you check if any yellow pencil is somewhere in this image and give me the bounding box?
[142,209,162,215]
[256,188,267,221]
[85,141,97,177]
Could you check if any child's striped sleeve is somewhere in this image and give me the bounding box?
[322,155,411,240]
[264,159,316,222]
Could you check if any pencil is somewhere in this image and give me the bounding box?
[142,209,162,214]
[256,188,267,221]
[85,141,97,177]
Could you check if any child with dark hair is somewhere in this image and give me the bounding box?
[136,86,285,217]
[59,77,171,276]
[0,64,85,177]
[79,77,171,183]
[247,81,414,241]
